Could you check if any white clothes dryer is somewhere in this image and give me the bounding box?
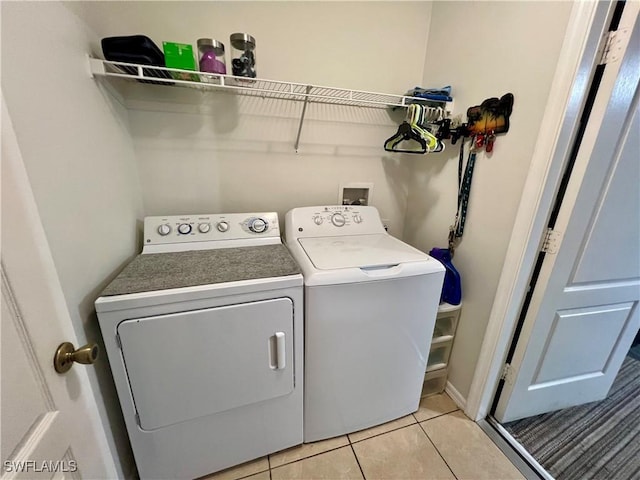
[96,212,303,479]
[285,206,444,442]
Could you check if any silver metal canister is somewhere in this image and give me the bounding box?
[230,33,256,78]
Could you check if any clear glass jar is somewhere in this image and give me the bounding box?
[230,33,256,79]
[197,38,226,77]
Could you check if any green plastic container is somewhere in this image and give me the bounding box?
[162,42,199,82]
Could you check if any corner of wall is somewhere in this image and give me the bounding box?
[445,381,467,411]
[402,1,575,400]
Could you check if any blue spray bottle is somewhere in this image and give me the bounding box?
[429,247,462,305]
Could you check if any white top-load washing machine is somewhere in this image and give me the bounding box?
[285,206,445,442]
[95,212,303,479]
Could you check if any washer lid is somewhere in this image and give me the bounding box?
[298,234,429,270]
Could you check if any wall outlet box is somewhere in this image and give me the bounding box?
[339,182,374,206]
[162,41,199,81]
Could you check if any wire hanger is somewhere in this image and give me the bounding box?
[384,121,428,154]
[384,104,446,154]
[384,105,426,153]
[384,104,444,154]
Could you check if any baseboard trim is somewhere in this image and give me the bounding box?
[445,381,467,410]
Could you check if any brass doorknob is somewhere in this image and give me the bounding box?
[54,342,99,373]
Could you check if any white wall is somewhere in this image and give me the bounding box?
[1,2,143,476]
[66,1,432,93]
[66,1,434,237]
[403,1,574,399]
[127,95,414,236]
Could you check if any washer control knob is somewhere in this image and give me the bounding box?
[157,224,171,236]
[216,221,229,233]
[198,223,211,233]
[353,214,363,224]
[331,213,346,227]
[313,215,324,225]
[178,223,192,235]
[249,217,268,233]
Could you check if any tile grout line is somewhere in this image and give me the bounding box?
[268,443,350,469]
[349,420,418,445]
[348,408,461,447]
[349,442,367,480]
[233,464,271,480]
[414,408,461,425]
[267,454,272,480]
[418,419,459,480]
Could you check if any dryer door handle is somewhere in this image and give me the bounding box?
[275,332,286,370]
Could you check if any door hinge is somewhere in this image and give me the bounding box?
[541,228,561,254]
[501,363,515,385]
[115,333,122,349]
[599,29,629,65]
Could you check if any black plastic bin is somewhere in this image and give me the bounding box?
[101,35,173,85]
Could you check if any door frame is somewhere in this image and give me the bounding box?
[464,0,619,422]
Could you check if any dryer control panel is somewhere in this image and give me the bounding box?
[285,206,386,240]
[143,212,281,253]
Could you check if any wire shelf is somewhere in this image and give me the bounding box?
[89,58,446,109]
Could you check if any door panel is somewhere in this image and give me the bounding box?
[118,298,294,430]
[495,6,640,422]
[570,105,640,284]
[532,303,634,385]
[1,99,115,478]
[1,293,50,464]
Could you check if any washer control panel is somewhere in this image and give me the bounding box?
[144,212,280,251]
[285,206,386,240]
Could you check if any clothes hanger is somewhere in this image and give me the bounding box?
[383,104,443,154]
[410,105,439,151]
[417,105,447,152]
[384,106,429,153]
[384,121,428,154]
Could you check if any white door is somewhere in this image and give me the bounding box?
[1,100,117,478]
[495,5,640,423]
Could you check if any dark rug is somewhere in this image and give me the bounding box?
[504,355,640,480]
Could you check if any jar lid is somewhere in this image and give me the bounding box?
[197,38,225,55]
[230,33,256,50]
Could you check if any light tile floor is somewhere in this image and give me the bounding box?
[204,393,525,480]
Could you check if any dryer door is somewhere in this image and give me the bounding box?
[117,298,294,430]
